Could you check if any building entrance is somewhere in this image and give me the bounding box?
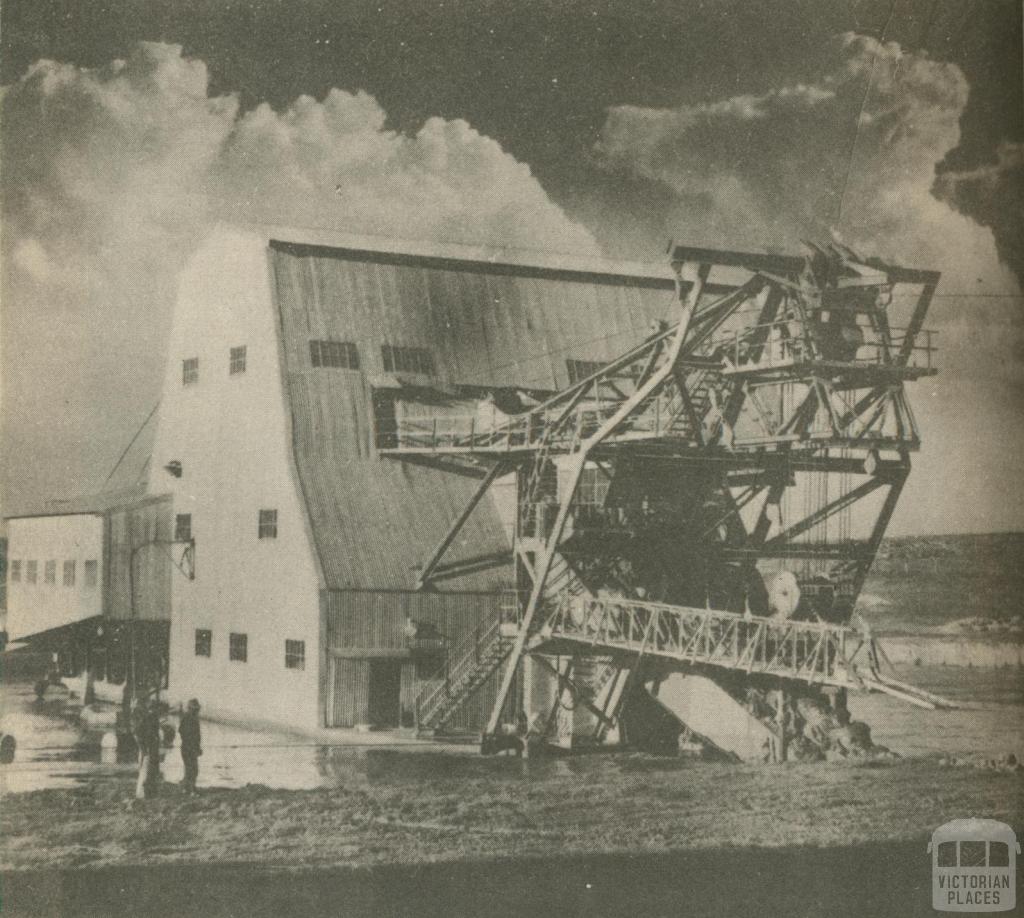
[368,659,402,728]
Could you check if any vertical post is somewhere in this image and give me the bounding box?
[485,259,709,740]
[775,688,788,763]
[127,544,137,710]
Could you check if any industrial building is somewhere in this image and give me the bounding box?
[5,225,946,756]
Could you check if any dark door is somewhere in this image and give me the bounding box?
[368,660,402,728]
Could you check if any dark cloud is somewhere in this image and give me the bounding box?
[593,33,1007,280]
[592,31,1024,535]
[934,142,1024,288]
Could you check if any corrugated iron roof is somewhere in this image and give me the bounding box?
[269,237,698,592]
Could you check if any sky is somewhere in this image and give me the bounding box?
[1,0,1021,535]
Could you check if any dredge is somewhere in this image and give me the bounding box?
[380,241,951,761]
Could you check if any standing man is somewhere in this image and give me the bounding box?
[132,698,162,799]
[179,699,202,794]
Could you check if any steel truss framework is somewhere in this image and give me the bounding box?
[385,243,941,740]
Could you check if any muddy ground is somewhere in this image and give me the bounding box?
[2,757,1022,917]
[2,754,1020,873]
[8,839,1018,918]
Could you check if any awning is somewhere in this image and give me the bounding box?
[5,615,103,650]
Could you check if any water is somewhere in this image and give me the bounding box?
[2,663,1021,795]
[0,681,591,795]
[849,662,1024,760]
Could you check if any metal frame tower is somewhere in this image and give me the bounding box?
[378,242,946,753]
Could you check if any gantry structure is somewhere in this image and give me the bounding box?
[376,242,946,750]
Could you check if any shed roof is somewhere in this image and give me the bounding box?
[268,234,693,592]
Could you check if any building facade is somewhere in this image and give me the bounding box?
[5,498,173,701]
[143,225,676,732]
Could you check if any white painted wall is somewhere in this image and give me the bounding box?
[149,226,323,731]
[5,514,104,640]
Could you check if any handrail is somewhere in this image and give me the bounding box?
[717,319,937,372]
[415,616,504,726]
[539,595,869,688]
[377,383,715,454]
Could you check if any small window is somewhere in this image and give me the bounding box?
[960,841,987,867]
[937,841,957,867]
[566,359,607,384]
[26,560,38,584]
[63,561,76,587]
[576,466,610,508]
[175,513,193,542]
[9,560,20,582]
[194,629,212,658]
[229,632,248,662]
[84,560,99,588]
[990,842,1010,867]
[229,345,247,375]
[44,560,56,584]
[182,357,199,385]
[310,340,359,370]
[381,345,435,375]
[285,639,306,670]
[258,509,278,539]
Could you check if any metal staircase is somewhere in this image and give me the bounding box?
[414,617,514,733]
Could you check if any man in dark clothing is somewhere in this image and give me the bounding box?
[133,699,162,799]
[179,699,202,794]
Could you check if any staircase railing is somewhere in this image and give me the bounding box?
[415,616,506,729]
[539,595,869,688]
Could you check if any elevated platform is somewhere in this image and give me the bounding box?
[531,596,948,707]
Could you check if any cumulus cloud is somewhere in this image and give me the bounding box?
[594,32,1024,534]
[3,41,597,305]
[0,42,598,510]
[595,34,1015,288]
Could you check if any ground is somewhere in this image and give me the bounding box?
[3,534,1022,915]
[1,754,1020,873]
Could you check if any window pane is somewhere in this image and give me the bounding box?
[175,514,192,542]
[567,359,607,384]
[26,561,37,583]
[937,842,957,867]
[285,639,305,670]
[63,561,76,586]
[990,842,1009,867]
[229,632,248,662]
[84,560,98,588]
[310,339,358,370]
[960,841,987,867]
[45,560,56,584]
[230,345,247,375]
[382,345,433,375]
[182,357,199,385]
[194,629,212,657]
[258,509,278,539]
[10,561,20,582]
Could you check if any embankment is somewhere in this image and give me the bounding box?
[880,635,1023,668]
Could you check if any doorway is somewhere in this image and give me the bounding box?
[368,659,402,728]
